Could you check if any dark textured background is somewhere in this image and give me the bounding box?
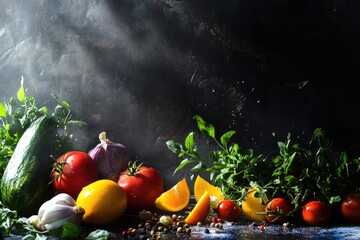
[1,0,360,187]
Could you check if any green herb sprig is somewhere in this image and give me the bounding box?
[271,129,360,207]
[166,115,270,204]
[167,115,360,208]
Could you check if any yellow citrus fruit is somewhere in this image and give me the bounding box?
[76,179,127,225]
[194,175,225,209]
[185,191,211,225]
[155,178,190,212]
[241,188,268,222]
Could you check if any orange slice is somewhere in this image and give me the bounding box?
[155,178,190,212]
[194,175,225,209]
[184,191,211,225]
[241,188,268,222]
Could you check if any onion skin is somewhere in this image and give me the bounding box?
[89,132,132,180]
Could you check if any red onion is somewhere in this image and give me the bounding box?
[88,132,132,181]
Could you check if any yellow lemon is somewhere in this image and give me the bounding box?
[194,175,225,209]
[76,179,127,225]
[241,188,268,222]
[185,191,211,225]
[155,178,190,212]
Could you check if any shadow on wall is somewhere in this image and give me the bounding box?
[0,0,360,187]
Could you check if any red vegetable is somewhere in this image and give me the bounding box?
[88,132,132,180]
[265,198,291,223]
[302,201,331,226]
[117,162,164,213]
[341,192,360,224]
[216,200,242,222]
[51,151,99,199]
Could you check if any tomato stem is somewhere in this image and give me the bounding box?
[127,161,143,176]
[49,155,67,184]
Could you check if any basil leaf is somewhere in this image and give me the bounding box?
[16,78,26,102]
[220,130,235,149]
[166,140,183,154]
[193,115,215,139]
[0,102,6,117]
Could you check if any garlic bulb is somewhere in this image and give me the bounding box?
[88,132,132,180]
[28,193,85,231]
[38,193,76,218]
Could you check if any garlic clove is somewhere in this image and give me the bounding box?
[38,199,53,220]
[52,193,77,206]
[28,215,40,229]
[39,204,75,225]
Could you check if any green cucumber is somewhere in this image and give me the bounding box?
[1,115,57,216]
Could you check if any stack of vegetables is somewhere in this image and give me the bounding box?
[1,82,360,240]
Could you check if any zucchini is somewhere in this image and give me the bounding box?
[1,115,57,216]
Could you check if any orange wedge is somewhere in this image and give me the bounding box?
[184,191,211,225]
[155,178,190,212]
[194,175,225,209]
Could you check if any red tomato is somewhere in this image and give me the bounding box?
[216,200,242,222]
[302,201,331,226]
[341,192,360,224]
[51,151,99,199]
[117,163,164,213]
[265,198,291,223]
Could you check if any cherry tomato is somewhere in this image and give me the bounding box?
[51,151,99,199]
[117,162,164,213]
[341,192,360,224]
[302,201,331,226]
[265,198,291,223]
[216,200,242,222]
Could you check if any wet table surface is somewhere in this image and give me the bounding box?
[107,218,360,240]
[5,214,360,240]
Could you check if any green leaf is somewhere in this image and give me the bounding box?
[220,130,235,149]
[21,234,36,240]
[273,178,281,185]
[16,77,26,102]
[166,140,183,154]
[185,132,195,151]
[329,195,342,204]
[85,229,110,240]
[277,141,286,148]
[174,159,193,174]
[284,175,296,183]
[192,162,204,171]
[66,120,87,127]
[60,222,81,239]
[52,94,71,108]
[38,106,48,114]
[34,234,47,240]
[193,115,215,139]
[284,152,296,174]
[0,102,6,117]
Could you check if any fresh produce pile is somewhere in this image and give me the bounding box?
[1,83,360,239]
[167,115,360,226]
